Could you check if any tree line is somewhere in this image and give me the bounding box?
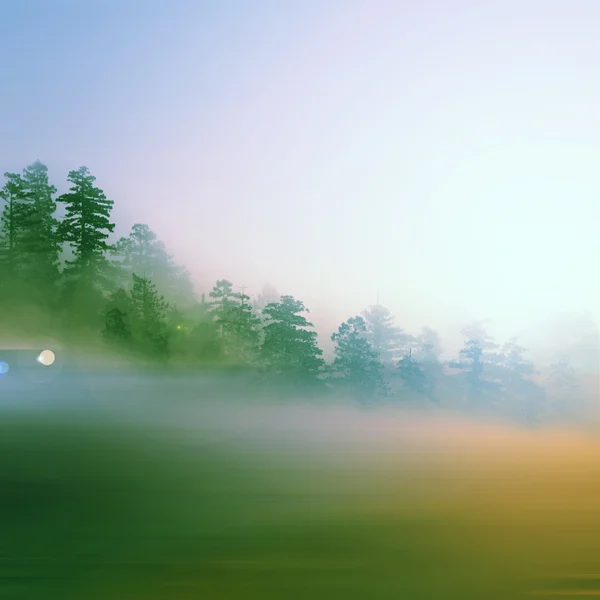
[0,161,587,425]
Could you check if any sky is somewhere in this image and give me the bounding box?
[2,0,600,361]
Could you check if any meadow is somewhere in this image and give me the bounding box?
[2,374,600,599]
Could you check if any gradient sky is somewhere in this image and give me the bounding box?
[2,0,600,360]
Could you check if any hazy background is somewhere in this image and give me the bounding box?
[2,0,599,362]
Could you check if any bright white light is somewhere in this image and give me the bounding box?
[37,349,55,366]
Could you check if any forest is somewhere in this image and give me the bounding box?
[0,160,591,425]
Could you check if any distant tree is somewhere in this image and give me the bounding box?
[205,281,261,363]
[362,304,413,364]
[163,304,197,362]
[227,288,262,363]
[254,283,280,311]
[129,273,169,357]
[398,348,428,396]
[330,316,387,401]
[187,318,222,363]
[494,338,534,385]
[453,340,484,383]
[113,224,161,275]
[208,280,237,338]
[0,172,28,285]
[460,320,499,352]
[112,223,196,307]
[397,347,440,404]
[168,305,186,332]
[411,327,445,402]
[450,321,501,410]
[102,288,132,346]
[493,337,542,424]
[261,295,325,385]
[413,327,443,362]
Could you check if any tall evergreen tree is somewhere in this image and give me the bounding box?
[330,315,387,401]
[18,161,60,294]
[261,295,325,385]
[57,166,115,280]
[227,288,261,363]
[397,348,431,400]
[57,167,116,324]
[129,273,169,357]
[113,223,161,277]
[450,322,501,410]
[494,337,542,424]
[451,340,485,394]
[208,280,237,338]
[413,327,443,362]
[112,223,196,307]
[207,281,261,363]
[0,172,27,284]
[361,304,413,364]
[409,327,445,403]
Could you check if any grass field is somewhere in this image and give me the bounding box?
[2,381,600,599]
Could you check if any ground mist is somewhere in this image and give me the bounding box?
[1,379,600,599]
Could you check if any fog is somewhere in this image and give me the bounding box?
[4,373,600,598]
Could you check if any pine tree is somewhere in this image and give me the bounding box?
[361,304,413,364]
[330,315,387,401]
[494,337,541,424]
[0,172,28,284]
[208,280,237,338]
[450,321,501,410]
[407,327,445,403]
[206,280,261,363]
[452,340,484,388]
[56,167,116,325]
[112,223,196,307]
[129,273,169,357]
[261,295,325,385]
[413,327,443,362]
[398,348,434,403]
[460,320,499,352]
[228,289,261,363]
[102,288,132,346]
[57,166,115,283]
[495,338,534,385]
[18,161,60,295]
[113,223,160,276]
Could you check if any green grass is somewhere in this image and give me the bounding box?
[1,399,600,599]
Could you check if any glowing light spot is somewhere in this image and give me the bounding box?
[0,361,8,377]
[176,324,182,330]
[37,349,55,366]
